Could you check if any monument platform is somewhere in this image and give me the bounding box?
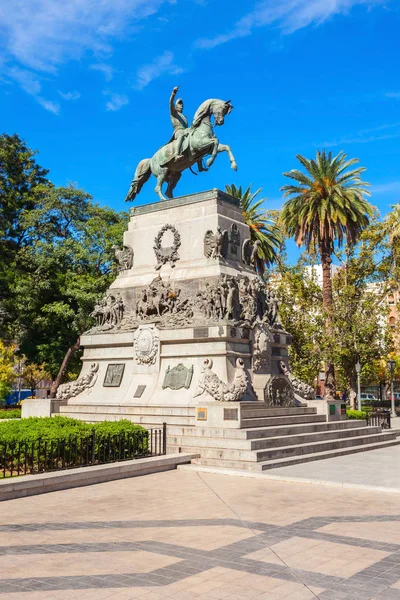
[23,188,399,470]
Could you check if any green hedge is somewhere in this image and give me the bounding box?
[0,409,21,420]
[0,416,146,444]
[346,409,367,420]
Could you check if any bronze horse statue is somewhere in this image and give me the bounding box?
[125,98,237,202]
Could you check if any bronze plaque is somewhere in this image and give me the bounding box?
[224,408,238,421]
[103,364,125,387]
[162,364,193,390]
[193,327,209,338]
[196,408,207,421]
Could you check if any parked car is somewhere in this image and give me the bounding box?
[360,393,377,402]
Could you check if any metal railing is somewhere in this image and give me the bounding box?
[366,412,391,429]
[0,423,167,478]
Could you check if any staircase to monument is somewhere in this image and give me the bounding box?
[167,404,400,471]
[56,403,399,470]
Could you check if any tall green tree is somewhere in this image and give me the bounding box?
[274,261,324,385]
[5,185,127,396]
[225,184,282,274]
[0,133,51,318]
[280,150,372,398]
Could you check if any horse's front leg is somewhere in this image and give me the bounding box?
[206,138,219,168]
[217,143,238,171]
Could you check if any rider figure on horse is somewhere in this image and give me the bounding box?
[169,86,188,161]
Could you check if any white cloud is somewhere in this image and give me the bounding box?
[371,181,400,195]
[196,0,384,49]
[59,90,81,100]
[0,0,171,73]
[318,122,400,147]
[135,51,184,90]
[90,63,114,81]
[104,92,129,111]
[0,0,171,111]
[7,66,60,114]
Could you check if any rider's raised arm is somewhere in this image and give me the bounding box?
[170,86,178,117]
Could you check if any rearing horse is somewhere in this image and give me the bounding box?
[125,99,237,202]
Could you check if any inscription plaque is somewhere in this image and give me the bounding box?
[196,407,207,421]
[193,327,209,338]
[162,364,194,390]
[224,408,239,421]
[133,384,146,398]
[103,364,125,387]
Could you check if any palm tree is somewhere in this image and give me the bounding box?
[279,150,372,399]
[225,184,282,274]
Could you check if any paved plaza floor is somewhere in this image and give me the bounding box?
[1,469,400,599]
[258,444,400,493]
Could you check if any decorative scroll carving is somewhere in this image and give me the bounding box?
[204,226,228,259]
[194,357,248,402]
[264,375,295,407]
[162,364,194,390]
[103,364,125,387]
[134,327,159,365]
[90,292,124,330]
[112,245,133,272]
[279,360,315,400]
[228,223,240,256]
[56,363,99,400]
[154,224,181,270]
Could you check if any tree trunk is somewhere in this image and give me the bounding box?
[349,373,357,410]
[321,251,336,400]
[50,337,81,398]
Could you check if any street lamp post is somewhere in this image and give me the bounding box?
[387,360,396,418]
[355,361,361,412]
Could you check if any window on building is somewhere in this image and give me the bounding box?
[388,295,395,305]
[389,316,396,327]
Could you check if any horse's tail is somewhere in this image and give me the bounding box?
[125,158,151,202]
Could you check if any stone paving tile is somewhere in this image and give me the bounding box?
[1,470,400,598]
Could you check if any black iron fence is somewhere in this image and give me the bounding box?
[0,423,166,479]
[366,412,391,429]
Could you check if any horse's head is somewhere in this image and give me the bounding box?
[212,100,233,126]
[192,99,233,128]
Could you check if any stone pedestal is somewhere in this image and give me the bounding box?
[41,189,310,422]
[307,399,347,421]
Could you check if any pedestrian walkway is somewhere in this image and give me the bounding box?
[1,469,400,599]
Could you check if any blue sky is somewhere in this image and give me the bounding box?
[1,0,400,261]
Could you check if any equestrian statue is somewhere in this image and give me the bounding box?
[125,86,237,202]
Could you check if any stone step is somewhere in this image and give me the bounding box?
[166,426,382,452]
[238,406,317,418]
[240,414,326,428]
[165,419,366,440]
[174,431,398,463]
[55,411,195,426]
[188,436,400,471]
[58,404,196,416]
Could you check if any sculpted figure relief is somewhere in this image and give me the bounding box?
[56,363,99,400]
[204,226,228,259]
[242,239,263,273]
[194,357,249,402]
[116,274,282,332]
[125,86,237,201]
[112,245,133,272]
[90,292,124,330]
